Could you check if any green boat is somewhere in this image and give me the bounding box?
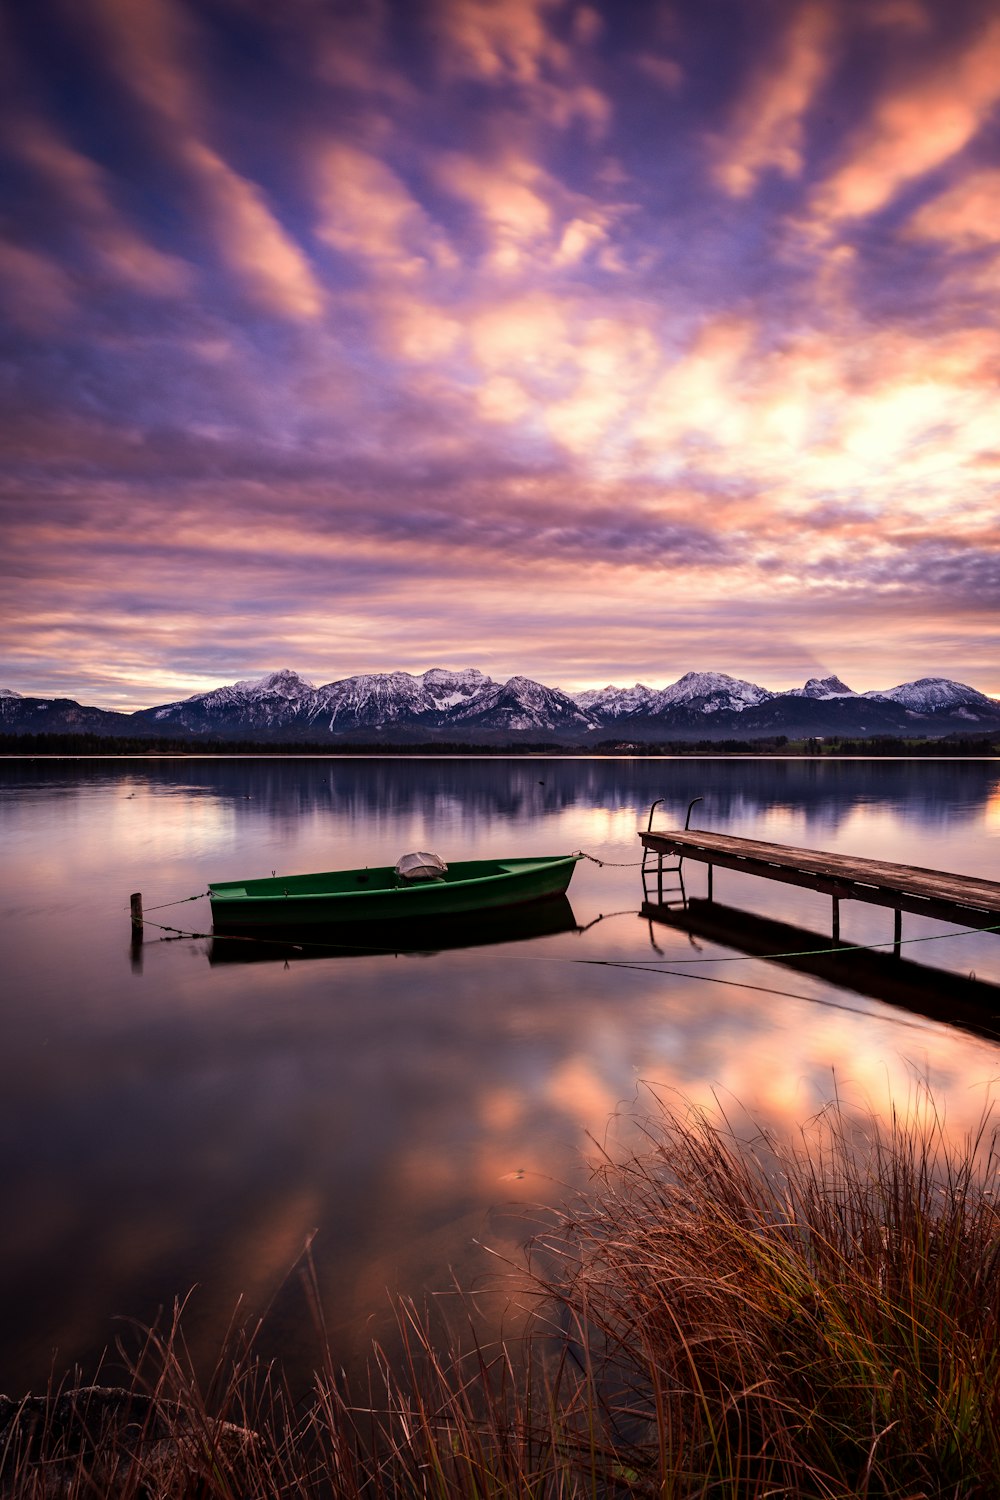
[209,854,582,930]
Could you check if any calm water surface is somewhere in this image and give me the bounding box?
[2,755,999,1392]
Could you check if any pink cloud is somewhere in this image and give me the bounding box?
[315,142,455,276]
[711,2,838,197]
[809,15,1000,226]
[9,118,192,296]
[0,239,76,329]
[183,143,325,320]
[91,0,324,319]
[905,167,1000,249]
[431,0,610,134]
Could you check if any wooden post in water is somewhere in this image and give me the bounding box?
[130,892,143,944]
[893,907,902,958]
[832,895,840,944]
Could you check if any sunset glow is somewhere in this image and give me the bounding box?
[2,0,999,707]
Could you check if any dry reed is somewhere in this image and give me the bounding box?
[2,1090,999,1498]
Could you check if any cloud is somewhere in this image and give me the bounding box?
[436,150,553,271]
[4,0,1000,704]
[377,297,464,362]
[173,142,323,320]
[90,0,325,319]
[905,167,1000,249]
[434,148,614,273]
[433,0,564,85]
[431,0,610,133]
[711,2,838,197]
[7,117,192,297]
[808,14,1000,227]
[0,239,76,329]
[631,53,683,91]
[315,142,454,276]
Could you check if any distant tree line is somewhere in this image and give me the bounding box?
[1,731,997,758]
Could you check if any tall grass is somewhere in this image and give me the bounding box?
[3,1092,999,1497]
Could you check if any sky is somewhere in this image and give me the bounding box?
[2,0,1000,709]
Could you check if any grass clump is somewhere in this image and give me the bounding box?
[3,1091,1000,1497]
[535,1090,1000,1496]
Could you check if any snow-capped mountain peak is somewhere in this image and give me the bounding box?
[20,664,997,744]
[573,683,658,717]
[420,667,492,708]
[234,668,316,696]
[655,671,775,714]
[788,675,857,700]
[862,677,996,713]
[445,674,596,732]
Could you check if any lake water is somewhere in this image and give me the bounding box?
[2,755,999,1394]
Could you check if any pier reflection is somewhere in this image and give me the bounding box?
[643,898,1000,1043]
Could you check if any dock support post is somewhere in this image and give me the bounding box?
[657,853,663,904]
[130,892,143,944]
[706,864,714,903]
[832,896,840,944]
[893,908,902,957]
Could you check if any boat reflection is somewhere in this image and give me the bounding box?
[209,893,578,963]
[643,898,1000,1042]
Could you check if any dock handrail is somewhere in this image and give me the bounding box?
[645,797,703,832]
[685,796,703,830]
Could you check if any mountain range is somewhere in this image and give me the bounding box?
[2,668,999,744]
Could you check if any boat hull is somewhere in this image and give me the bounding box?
[209,855,581,930]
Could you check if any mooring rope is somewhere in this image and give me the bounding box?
[133,918,996,1038]
[575,920,1000,968]
[573,850,647,868]
[138,891,210,912]
[132,909,1000,976]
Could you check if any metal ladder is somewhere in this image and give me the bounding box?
[641,796,702,909]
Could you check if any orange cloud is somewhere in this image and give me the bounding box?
[810,15,1000,226]
[711,2,837,197]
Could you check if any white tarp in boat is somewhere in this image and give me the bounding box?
[395,851,448,883]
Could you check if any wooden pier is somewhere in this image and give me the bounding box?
[639,828,1000,948]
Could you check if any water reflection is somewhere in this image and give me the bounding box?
[208,894,579,962]
[5,755,999,834]
[1,756,999,1397]
[644,898,1000,1044]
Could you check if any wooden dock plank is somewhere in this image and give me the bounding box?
[640,828,1000,929]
